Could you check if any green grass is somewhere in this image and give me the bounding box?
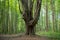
[36,31,60,38]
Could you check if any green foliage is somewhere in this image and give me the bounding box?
[0,0,60,38]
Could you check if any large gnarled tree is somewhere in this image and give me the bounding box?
[18,0,42,35]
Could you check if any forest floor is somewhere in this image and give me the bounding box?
[0,35,48,40]
[0,35,50,40]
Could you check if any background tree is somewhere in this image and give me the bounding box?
[45,0,49,31]
[50,0,55,32]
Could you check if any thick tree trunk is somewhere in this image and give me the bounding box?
[26,25,35,35]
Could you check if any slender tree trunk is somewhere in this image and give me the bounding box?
[46,0,48,31]
[50,0,55,32]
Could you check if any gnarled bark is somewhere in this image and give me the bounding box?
[18,0,42,35]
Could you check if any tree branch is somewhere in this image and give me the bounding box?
[18,0,34,24]
[28,0,42,26]
[18,0,42,26]
[18,0,28,23]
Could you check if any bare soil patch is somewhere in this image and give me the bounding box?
[0,35,49,40]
